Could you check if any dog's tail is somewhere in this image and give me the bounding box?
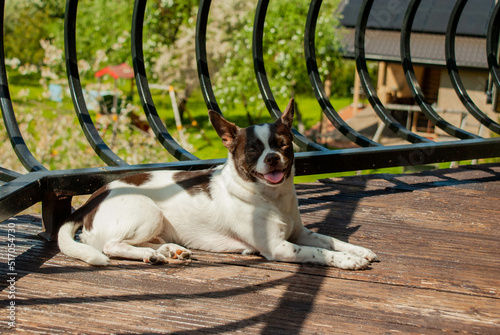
[58,220,109,266]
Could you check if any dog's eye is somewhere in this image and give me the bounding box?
[248,145,260,153]
[279,142,290,150]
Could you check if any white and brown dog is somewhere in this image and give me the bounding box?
[58,99,378,270]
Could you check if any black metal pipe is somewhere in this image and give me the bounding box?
[195,0,222,114]
[486,0,500,89]
[0,0,46,172]
[401,0,479,140]
[305,0,380,147]
[355,0,431,143]
[2,136,500,223]
[445,0,500,135]
[0,167,22,182]
[132,0,198,161]
[64,0,127,166]
[253,0,328,152]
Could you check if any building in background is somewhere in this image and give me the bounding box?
[338,0,498,137]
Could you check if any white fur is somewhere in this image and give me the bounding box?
[58,116,378,269]
[254,124,274,174]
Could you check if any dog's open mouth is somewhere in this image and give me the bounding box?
[255,169,285,184]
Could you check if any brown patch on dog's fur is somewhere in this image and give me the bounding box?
[268,122,294,179]
[66,186,112,231]
[208,110,239,149]
[234,129,258,182]
[173,169,215,198]
[120,173,152,186]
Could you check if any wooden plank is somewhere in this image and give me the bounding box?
[5,253,500,334]
[1,164,499,334]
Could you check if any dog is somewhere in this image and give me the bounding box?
[58,99,378,270]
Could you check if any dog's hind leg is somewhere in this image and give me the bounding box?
[103,241,168,264]
[292,226,378,262]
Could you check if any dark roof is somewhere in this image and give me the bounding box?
[338,0,491,68]
[341,29,487,68]
[339,0,494,37]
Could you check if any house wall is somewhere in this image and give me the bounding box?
[376,62,497,116]
[437,69,491,114]
[377,62,425,104]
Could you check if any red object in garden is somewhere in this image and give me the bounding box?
[95,63,134,80]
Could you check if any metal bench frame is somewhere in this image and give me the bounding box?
[1,0,500,239]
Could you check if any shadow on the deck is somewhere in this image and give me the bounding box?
[1,164,499,334]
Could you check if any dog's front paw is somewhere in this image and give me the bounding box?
[328,251,371,270]
[158,244,192,260]
[348,246,379,262]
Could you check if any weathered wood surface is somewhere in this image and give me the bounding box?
[1,163,499,334]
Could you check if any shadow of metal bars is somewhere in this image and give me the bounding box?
[1,0,500,238]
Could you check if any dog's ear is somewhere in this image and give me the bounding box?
[208,110,239,149]
[279,98,294,129]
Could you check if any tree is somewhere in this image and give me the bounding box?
[153,0,251,120]
[4,1,64,67]
[213,0,344,126]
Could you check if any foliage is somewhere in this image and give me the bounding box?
[4,0,198,82]
[3,1,61,67]
[213,0,344,118]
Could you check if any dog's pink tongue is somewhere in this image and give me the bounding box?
[264,170,285,184]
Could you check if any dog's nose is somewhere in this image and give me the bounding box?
[265,153,280,166]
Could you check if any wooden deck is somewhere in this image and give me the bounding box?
[1,163,499,334]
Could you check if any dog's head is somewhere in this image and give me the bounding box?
[209,98,295,187]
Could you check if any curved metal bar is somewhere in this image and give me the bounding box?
[253,0,328,151]
[445,0,500,135]
[64,0,127,166]
[132,0,198,161]
[0,0,46,172]
[253,0,284,121]
[0,167,23,182]
[305,0,380,147]
[195,0,222,114]
[355,0,431,143]
[401,0,479,140]
[486,0,500,88]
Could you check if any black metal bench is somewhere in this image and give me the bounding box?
[1,0,499,239]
